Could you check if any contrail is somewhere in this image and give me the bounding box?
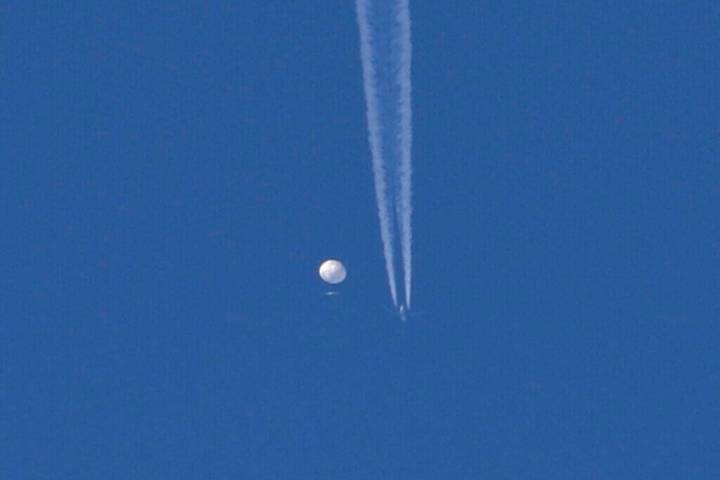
[355,0,413,310]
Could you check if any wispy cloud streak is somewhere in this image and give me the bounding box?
[355,0,412,310]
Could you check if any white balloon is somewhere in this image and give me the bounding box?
[318,259,347,284]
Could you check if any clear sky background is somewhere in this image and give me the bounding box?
[2,2,718,479]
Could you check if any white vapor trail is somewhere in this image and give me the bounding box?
[355,0,413,310]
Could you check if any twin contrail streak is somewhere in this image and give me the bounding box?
[355,0,413,310]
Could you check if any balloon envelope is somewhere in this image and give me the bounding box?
[318,259,347,284]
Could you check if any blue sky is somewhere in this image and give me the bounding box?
[2,2,719,478]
